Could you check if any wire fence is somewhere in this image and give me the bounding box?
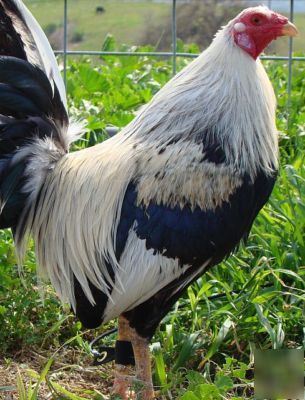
[50,0,303,102]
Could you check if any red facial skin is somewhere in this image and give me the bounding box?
[233,9,288,59]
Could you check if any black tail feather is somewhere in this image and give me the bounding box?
[0,160,27,228]
[0,1,28,60]
[0,57,53,114]
[0,56,68,229]
[0,1,68,230]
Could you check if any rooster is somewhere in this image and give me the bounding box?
[0,1,298,399]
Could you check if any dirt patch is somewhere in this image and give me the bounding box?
[0,348,113,399]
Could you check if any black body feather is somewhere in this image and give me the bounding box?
[0,56,67,229]
[74,167,276,337]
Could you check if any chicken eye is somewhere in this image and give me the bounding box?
[251,15,264,25]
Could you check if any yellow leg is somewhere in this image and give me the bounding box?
[112,316,135,400]
[132,335,154,400]
[112,316,154,400]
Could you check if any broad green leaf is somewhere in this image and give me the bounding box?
[194,383,221,399]
[214,374,234,393]
[179,391,200,400]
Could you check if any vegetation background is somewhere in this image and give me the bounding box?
[0,1,304,399]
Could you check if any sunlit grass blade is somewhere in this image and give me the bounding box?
[151,341,167,387]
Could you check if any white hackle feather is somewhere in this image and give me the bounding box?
[15,8,278,313]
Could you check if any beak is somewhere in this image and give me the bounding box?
[281,21,298,37]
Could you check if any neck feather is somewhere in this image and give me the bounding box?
[122,26,278,179]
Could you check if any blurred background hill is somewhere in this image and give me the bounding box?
[23,0,304,55]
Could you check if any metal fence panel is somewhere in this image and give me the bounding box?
[49,0,302,103]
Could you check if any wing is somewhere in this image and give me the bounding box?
[73,168,276,331]
[135,172,275,266]
[122,170,277,337]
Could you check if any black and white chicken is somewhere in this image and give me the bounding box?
[0,1,297,398]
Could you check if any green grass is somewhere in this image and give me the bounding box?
[0,39,304,398]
